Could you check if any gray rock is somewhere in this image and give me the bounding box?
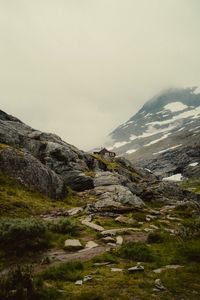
[93,184,144,212]
[81,219,104,232]
[128,265,144,273]
[94,172,120,187]
[64,239,83,250]
[85,241,98,249]
[0,146,66,199]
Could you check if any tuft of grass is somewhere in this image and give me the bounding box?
[147,231,170,244]
[47,217,80,236]
[41,260,84,282]
[118,242,154,262]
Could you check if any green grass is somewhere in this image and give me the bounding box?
[117,242,154,262]
[91,154,119,170]
[0,172,81,217]
[40,260,84,282]
[182,178,200,194]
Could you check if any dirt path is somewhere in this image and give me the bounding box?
[35,245,110,274]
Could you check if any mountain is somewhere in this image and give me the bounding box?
[108,87,200,179]
[0,109,200,299]
[1,108,198,209]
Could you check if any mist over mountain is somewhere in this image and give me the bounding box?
[108,87,200,178]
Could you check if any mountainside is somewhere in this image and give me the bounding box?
[0,109,200,299]
[108,87,200,179]
[1,108,197,207]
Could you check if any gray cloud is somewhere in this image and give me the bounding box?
[0,0,200,150]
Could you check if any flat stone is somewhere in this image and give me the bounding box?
[85,241,99,249]
[93,262,111,267]
[128,265,144,273]
[153,265,183,273]
[64,239,83,250]
[111,268,123,272]
[144,228,154,233]
[83,275,93,282]
[75,280,83,285]
[81,219,104,232]
[115,215,137,225]
[116,236,123,245]
[102,236,116,243]
[101,228,139,236]
[149,225,159,230]
[68,207,83,216]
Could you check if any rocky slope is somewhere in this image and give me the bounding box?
[108,87,200,179]
[0,109,199,212]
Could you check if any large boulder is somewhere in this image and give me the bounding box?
[0,145,66,199]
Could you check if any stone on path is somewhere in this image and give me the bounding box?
[101,227,139,236]
[81,219,104,232]
[111,268,123,272]
[116,236,123,245]
[75,280,83,285]
[128,264,144,273]
[68,207,83,216]
[85,241,99,249]
[64,239,83,250]
[153,265,183,273]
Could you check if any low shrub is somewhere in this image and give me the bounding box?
[0,266,62,300]
[117,242,154,262]
[0,217,47,252]
[178,218,200,240]
[47,217,79,236]
[176,240,200,263]
[41,260,84,281]
[147,231,169,244]
[0,265,34,300]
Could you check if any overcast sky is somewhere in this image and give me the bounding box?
[0,0,200,150]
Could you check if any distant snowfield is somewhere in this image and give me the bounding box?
[193,87,200,95]
[164,102,188,113]
[163,173,183,181]
[153,144,182,155]
[144,133,171,147]
[145,106,200,128]
[126,149,137,154]
[189,162,198,167]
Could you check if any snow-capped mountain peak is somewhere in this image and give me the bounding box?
[108,88,200,177]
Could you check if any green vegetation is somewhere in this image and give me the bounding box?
[40,260,84,282]
[91,154,119,170]
[0,217,47,253]
[182,178,200,194]
[147,230,170,244]
[118,242,154,262]
[47,217,80,235]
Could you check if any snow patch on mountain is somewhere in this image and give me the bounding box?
[189,162,198,167]
[153,144,182,155]
[126,149,137,154]
[193,87,200,95]
[164,102,188,112]
[144,133,171,147]
[163,173,183,181]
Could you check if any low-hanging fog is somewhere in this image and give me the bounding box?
[0,0,200,150]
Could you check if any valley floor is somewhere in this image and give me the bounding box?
[0,174,200,300]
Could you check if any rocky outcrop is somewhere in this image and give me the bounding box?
[0,145,66,199]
